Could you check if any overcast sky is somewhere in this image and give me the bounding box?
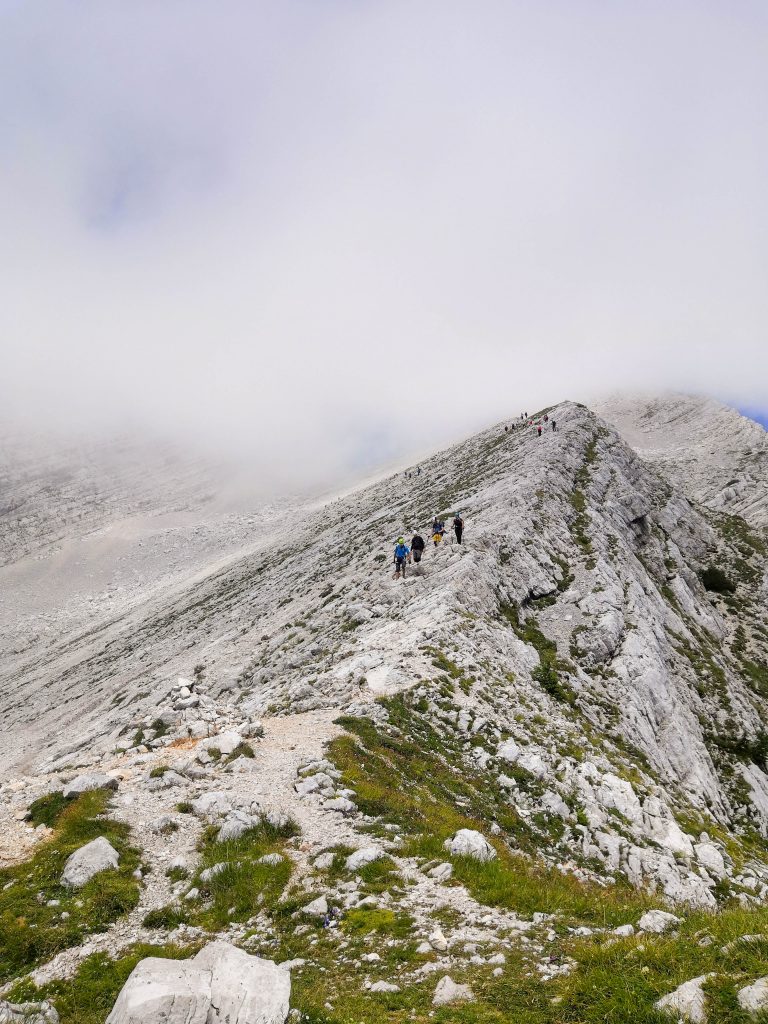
[1,1,766,487]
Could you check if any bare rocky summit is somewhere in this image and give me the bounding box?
[2,396,768,1023]
[595,392,768,527]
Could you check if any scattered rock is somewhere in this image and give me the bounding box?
[191,792,231,819]
[427,862,453,882]
[637,910,682,934]
[613,924,635,937]
[428,928,449,952]
[444,829,496,862]
[433,976,474,1006]
[199,862,229,883]
[60,837,119,888]
[345,846,385,872]
[370,981,400,993]
[0,1001,59,1023]
[302,895,329,918]
[217,812,259,842]
[655,974,714,1024]
[738,976,768,1013]
[323,797,356,815]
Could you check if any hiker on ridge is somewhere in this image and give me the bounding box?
[393,537,410,580]
[411,532,426,564]
[453,512,464,545]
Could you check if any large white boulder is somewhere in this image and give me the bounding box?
[203,731,243,756]
[60,837,119,888]
[194,941,291,1024]
[105,959,211,1023]
[738,976,768,1013]
[655,974,713,1024]
[62,773,119,799]
[443,829,497,862]
[106,942,290,1024]
[694,842,726,879]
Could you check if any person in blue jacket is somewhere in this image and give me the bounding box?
[393,537,410,580]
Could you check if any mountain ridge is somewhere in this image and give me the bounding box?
[3,396,768,1023]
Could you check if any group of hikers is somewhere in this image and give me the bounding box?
[392,512,464,579]
[504,412,557,437]
[389,408,561,580]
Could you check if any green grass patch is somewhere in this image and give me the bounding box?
[27,791,69,828]
[500,603,575,703]
[0,790,141,984]
[184,817,298,930]
[330,697,657,925]
[142,905,189,929]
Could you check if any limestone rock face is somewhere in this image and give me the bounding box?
[105,943,290,1024]
[0,1001,59,1024]
[7,396,768,1019]
[60,837,119,888]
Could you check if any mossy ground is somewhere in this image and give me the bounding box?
[0,790,141,982]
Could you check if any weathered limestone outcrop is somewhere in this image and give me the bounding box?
[105,942,290,1024]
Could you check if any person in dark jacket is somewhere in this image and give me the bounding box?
[453,512,464,545]
[411,533,426,563]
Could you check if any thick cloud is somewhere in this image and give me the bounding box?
[2,1,766,487]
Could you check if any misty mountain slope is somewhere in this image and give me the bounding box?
[5,400,768,1022]
[0,426,310,665]
[595,393,768,528]
[4,403,768,870]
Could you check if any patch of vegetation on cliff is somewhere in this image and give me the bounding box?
[331,694,656,925]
